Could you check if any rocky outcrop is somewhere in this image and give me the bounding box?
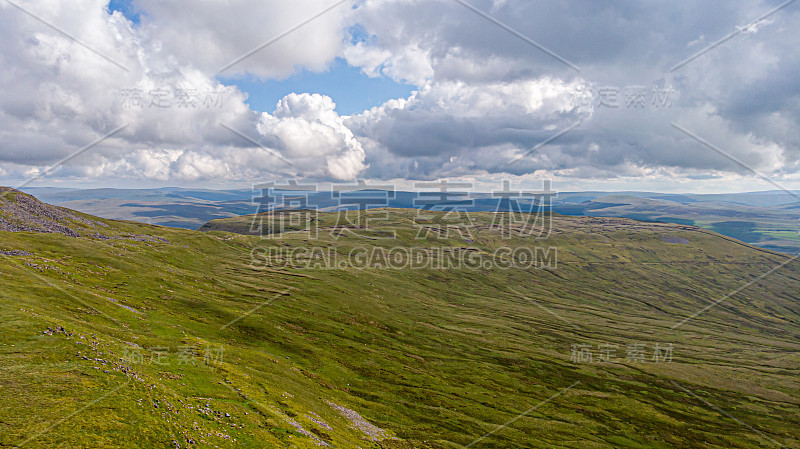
[0,186,106,237]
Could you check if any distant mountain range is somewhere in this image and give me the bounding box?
[23,187,800,254]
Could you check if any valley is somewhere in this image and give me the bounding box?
[1,189,799,448]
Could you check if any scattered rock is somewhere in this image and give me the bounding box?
[0,187,91,236]
[42,326,72,336]
[306,412,332,431]
[0,187,170,243]
[326,400,390,441]
[0,250,31,256]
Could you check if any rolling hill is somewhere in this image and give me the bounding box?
[1,188,799,448]
[23,187,800,254]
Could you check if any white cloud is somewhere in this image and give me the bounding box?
[1,0,799,190]
[134,0,354,78]
[0,0,367,184]
[258,93,367,180]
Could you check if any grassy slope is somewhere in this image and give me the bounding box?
[552,195,800,254]
[1,207,799,448]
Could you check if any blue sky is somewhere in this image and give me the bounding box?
[108,0,139,24]
[4,0,800,192]
[219,58,415,116]
[109,0,413,115]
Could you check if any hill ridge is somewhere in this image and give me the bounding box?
[1,191,799,447]
[0,186,108,237]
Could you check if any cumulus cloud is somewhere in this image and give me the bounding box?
[1,0,799,189]
[133,0,354,78]
[339,0,800,183]
[346,77,586,178]
[0,0,365,184]
[258,93,367,180]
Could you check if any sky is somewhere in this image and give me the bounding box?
[1,0,800,193]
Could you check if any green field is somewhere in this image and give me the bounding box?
[2,190,800,448]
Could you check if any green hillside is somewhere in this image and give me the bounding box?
[2,189,799,448]
[551,194,800,254]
